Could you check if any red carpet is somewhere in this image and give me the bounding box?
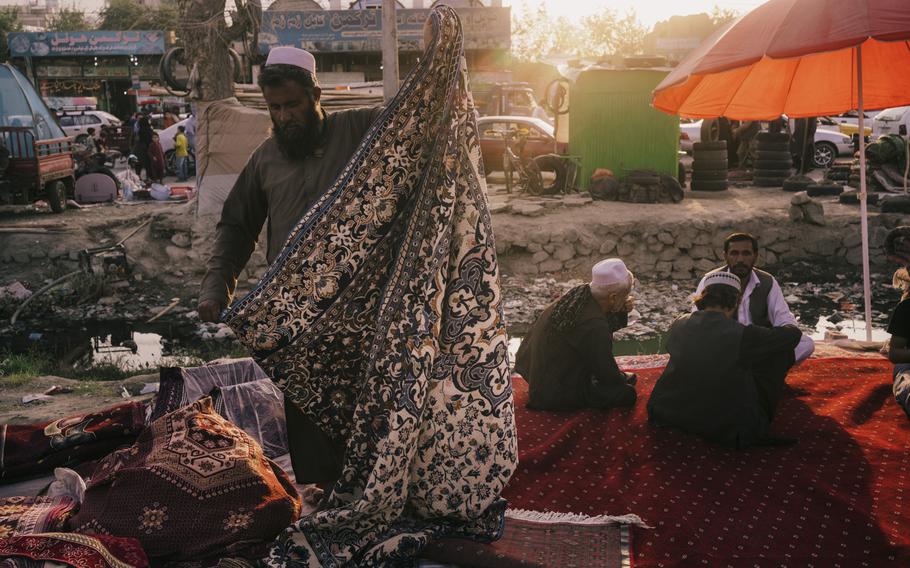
[503,358,910,567]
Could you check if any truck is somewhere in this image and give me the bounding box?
[0,62,75,213]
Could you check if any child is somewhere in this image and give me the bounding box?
[885,227,910,417]
[147,132,166,183]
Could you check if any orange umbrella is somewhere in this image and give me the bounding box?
[653,0,910,340]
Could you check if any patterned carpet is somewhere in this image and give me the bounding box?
[503,357,910,567]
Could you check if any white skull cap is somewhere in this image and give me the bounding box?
[591,258,633,287]
[703,271,742,291]
[265,46,316,75]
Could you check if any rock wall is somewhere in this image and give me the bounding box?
[495,213,908,280]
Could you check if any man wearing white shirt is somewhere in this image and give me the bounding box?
[693,232,815,363]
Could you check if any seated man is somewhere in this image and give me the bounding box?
[885,226,910,418]
[648,272,802,447]
[694,232,814,363]
[515,258,637,410]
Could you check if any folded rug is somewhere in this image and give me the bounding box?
[0,497,75,538]
[506,358,910,566]
[0,403,145,482]
[223,5,517,566]
[420,509,638,568]
[0,533,148,568]
[70,398,300,562]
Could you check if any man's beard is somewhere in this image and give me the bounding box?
[273,104,324,161]
[729,263,752,279]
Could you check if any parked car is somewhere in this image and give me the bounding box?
[0,63,75,213]
[155,117,195,177]
[819,114,872,138]
[811,128,854,168]
[679,119,701,153]
[476,83,551,124]
[872,106,910,139]
[477,115,566,173]
[55,110,121,138]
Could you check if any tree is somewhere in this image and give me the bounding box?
[47,8,90,32]
[176,0,261,100]
[511,3,646,63]
[0,6,22,58]
[710,5,739,28]
[98,0,181,31]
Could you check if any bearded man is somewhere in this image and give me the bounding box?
[198,47,382,324]
[198,47,383,484]
[693,232,815,363]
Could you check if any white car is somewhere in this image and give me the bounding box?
[678,119,853,167]
[56,110,121,138]
[872,106,910,138]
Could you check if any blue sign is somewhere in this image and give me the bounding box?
[8,31,166,58]
[260,8,510,53]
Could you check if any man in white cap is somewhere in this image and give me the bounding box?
[514,258,638,410]
[693,232,815,363]
[648,271,802,447]
[197,45,384,483]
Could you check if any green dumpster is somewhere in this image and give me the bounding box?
[569,68,679,188]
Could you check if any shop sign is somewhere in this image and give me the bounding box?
[8,31,166,57]
[83,65,130,78]
[36,65,81,78]
[260,7,510,53]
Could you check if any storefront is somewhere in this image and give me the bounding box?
[7,31,167,120]
[259,7,510,84]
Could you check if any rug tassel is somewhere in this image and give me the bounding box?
[506,508,652,529]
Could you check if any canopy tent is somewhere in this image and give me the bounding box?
[652,0,910,340]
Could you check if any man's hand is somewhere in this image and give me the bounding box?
[624,295,635,313]
[197,299,223,323]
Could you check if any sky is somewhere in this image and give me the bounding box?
[11,0,769,29]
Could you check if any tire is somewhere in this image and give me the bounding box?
[691,170,727,181]
[753,150,791,161]
[693,141,727,151]
[692,149,728,162]
[756,142,791,152]
[753,168,792,178]
[660,173,685,202]
[700,119,721,142]
[533,154,568,195]
[806,182,844,197]
[691,180,728,191]
[45,180,67,213]
[753,176,787,187]
[756,132,790,144]
[813,141,838,169]
[753,159,793,170]
[692,159,728,171]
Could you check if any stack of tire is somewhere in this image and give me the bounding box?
[752,132,792,187]
[691,140,728,192]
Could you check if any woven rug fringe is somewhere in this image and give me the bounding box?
[505,508,652,528]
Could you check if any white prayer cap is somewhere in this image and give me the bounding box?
[703,271,742,291]
[265,46,316,75]
[591,258,633,287]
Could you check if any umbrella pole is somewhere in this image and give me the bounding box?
[857,45,873,342]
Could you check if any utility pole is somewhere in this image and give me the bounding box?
[381,0,399,103]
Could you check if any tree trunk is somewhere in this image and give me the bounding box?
[178,0,260,101]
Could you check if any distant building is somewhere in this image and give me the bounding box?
[642,13,715,64]
[0,1,59,30]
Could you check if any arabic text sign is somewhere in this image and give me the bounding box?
[260,8,510,53]
[8,31,166,58]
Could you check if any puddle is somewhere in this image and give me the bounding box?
[810,316,890,342]
[4,321,243,374]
